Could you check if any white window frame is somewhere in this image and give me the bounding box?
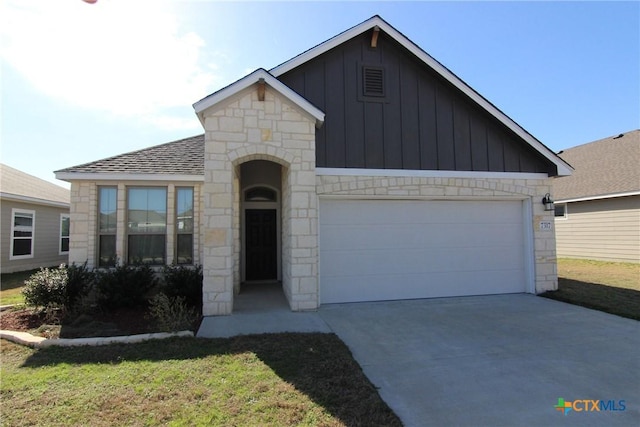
[554,203,568,220]
[60,213,70,255]
[10,208,36,260]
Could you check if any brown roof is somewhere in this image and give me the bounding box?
[554,130,640,201]
[0,164,70,204]
[55,134,204,176]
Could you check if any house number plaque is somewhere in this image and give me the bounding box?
[539,221,553,231]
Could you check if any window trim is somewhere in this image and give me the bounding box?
[554,203,568,220]
[59,213,70,255]
[10,208,36,260]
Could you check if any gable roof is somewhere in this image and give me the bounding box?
[56,15,571,180]
[271,15,572,176]
[553,130,640,202]
[193,68,325,127]
[55,134,205,181]
[1,163,70,207]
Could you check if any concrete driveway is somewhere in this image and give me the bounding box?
[318,294,639,426]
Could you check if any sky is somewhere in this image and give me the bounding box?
[1,1,638,189]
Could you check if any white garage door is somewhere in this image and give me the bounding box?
[319,199,527,304]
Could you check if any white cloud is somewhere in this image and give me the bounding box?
[0,0,225,130]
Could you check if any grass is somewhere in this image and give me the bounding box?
[557,258,639,290]
[1,333,401,427]
[542,258,640,320]
[0,269,39,306]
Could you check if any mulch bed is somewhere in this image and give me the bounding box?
[0,307,162,338]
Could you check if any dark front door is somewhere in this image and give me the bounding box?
[245,209,277,281]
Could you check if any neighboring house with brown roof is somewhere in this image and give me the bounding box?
[1,164,70,273]
[553,130,640,263]
[55,16,571,316]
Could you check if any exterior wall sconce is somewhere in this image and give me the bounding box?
[542,193,555,211]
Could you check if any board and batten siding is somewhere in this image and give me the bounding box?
[1,200,69,273]
[278,31,556,175]
[555,196,640,263]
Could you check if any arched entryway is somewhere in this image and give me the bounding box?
[240,160,282,284]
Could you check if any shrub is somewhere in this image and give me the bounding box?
[148,293,198,332]
[22,265,67,310]
[162,264,203,310]
[95,263,157,310]
[65,262,94,310]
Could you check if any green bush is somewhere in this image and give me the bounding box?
[65,262,94,310]
[22,265,67,309]
[21,263,93,312]
[148,293,198,332]
[95,263,157,310]
[162,264,203,310]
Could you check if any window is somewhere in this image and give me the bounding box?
[60,214,70,255]
[554,203,567,219]
[98,187,117,267]
[10,209,35,259]
[127,187,167,264]
[176,187,194,264]
[245,187,277,202]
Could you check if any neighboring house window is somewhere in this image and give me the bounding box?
[10,209,35,259]
[98,187,117,267]
[176,187,194,265]
[127,187,167,265]
[554,203,567,219]
[60,214,70,255]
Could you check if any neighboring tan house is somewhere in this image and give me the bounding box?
[1,164,71,273]
[554,130,640,263]
[55,16,572,316]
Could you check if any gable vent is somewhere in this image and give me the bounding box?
[363,66,385,97]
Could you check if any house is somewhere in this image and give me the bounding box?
[1,164,70,273]
[55,16,572,316]
[553,130,639,263]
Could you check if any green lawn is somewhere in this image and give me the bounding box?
[542,258,640,320]
[0,269,38,306]
[1,333,401,427]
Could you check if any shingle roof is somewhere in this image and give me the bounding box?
[55,134,204,176]
[0,164,70,204]
[553,130,639,201]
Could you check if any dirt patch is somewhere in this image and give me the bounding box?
[0,307,171,338]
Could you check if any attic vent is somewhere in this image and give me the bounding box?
[363,66,385,97]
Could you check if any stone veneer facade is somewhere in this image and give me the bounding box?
[68,182,203,268]
[201,87,319,316]
[67,85,558,317]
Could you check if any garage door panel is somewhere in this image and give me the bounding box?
[320,199,527,304]
[320,269,526,304]
[321,223,522,251]
[321,199,522,225]
[321,245,523,277]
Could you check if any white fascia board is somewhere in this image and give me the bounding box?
[193,68,325,127]
[556,191,640,204]
[0,192,70,208]
[316,168,549,180]
[55,172,204,183]
[271,16,572,177]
